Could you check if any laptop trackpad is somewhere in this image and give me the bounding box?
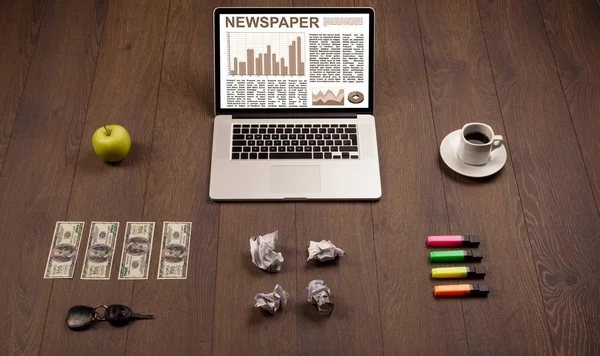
[270,165,321,194]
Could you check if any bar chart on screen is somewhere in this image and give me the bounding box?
[227,32,306,76]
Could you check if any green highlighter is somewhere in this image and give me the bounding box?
[429,250,483,262]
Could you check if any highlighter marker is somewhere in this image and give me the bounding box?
[429,250,483,262]
[431,266,486,279]
[434,283,489,297]
[427,235,480,247]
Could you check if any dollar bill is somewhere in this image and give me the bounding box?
[44,221,85,279]
[81,222,119,280]
[157,222,192,279]
[118,222,155,279]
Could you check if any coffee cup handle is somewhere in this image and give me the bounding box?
[491,135,503,151]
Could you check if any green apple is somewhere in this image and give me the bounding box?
[92,124,131,162]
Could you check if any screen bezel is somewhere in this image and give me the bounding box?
[214,7,374,117]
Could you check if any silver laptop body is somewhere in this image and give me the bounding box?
[210,7,381,200]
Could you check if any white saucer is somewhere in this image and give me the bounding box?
[440,130,507,178]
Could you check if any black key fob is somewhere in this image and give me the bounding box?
[106,304,132,327]
[66,305,95,330]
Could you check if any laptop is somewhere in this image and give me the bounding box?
[210,7,381,200]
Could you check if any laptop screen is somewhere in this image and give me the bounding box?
[214,8,374,117]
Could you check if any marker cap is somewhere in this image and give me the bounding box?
[466,250,483,262]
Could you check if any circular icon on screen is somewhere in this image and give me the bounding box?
[347,91,364,104]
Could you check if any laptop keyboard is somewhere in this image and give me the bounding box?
[231,123,359,160]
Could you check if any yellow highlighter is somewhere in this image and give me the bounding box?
[431,266,486,279]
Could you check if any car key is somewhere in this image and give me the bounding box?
[66,305,96,330]
[67,304,154,330]
[105,304,155,327]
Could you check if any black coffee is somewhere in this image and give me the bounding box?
[464,132,490,144]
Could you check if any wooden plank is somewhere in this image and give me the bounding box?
[538,0,600,352]
[124,0,220,354]
[0,0,107,354]
[294,0,352,5]
[0,0,46,172]
[478,0,600,354]
[37,1,169,355]
[539,0,600,209]
[289,2,382,354]
[355,0,469,354]
[416,1,555,354]
[213,204,297,356]
[296,203,382,355]
[211,1,298,355]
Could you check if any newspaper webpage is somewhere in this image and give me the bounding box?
[219,13,370,109]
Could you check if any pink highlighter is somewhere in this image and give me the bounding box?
[427,235,480,247]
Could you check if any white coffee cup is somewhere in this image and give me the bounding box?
[457,123,503,165]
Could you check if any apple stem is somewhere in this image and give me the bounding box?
[104,125,111,136]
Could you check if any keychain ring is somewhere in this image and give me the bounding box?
[93,305,109,321]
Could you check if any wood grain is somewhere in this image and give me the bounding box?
[0,0,599,354]
[211,1,299,353]
[125,0,220,354]
[295,203,382,355]
[213,203,297,356]
[0,0,106,354]
[355,0,469,354]
[539,0,600,212]
[417,1,555,354]
[37,1,169,355]
[294,0,352,6]
[478,0,600,353]
[0,0,46,172]
[290,1,382,355]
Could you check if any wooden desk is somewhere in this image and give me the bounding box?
[1,0,598,355]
